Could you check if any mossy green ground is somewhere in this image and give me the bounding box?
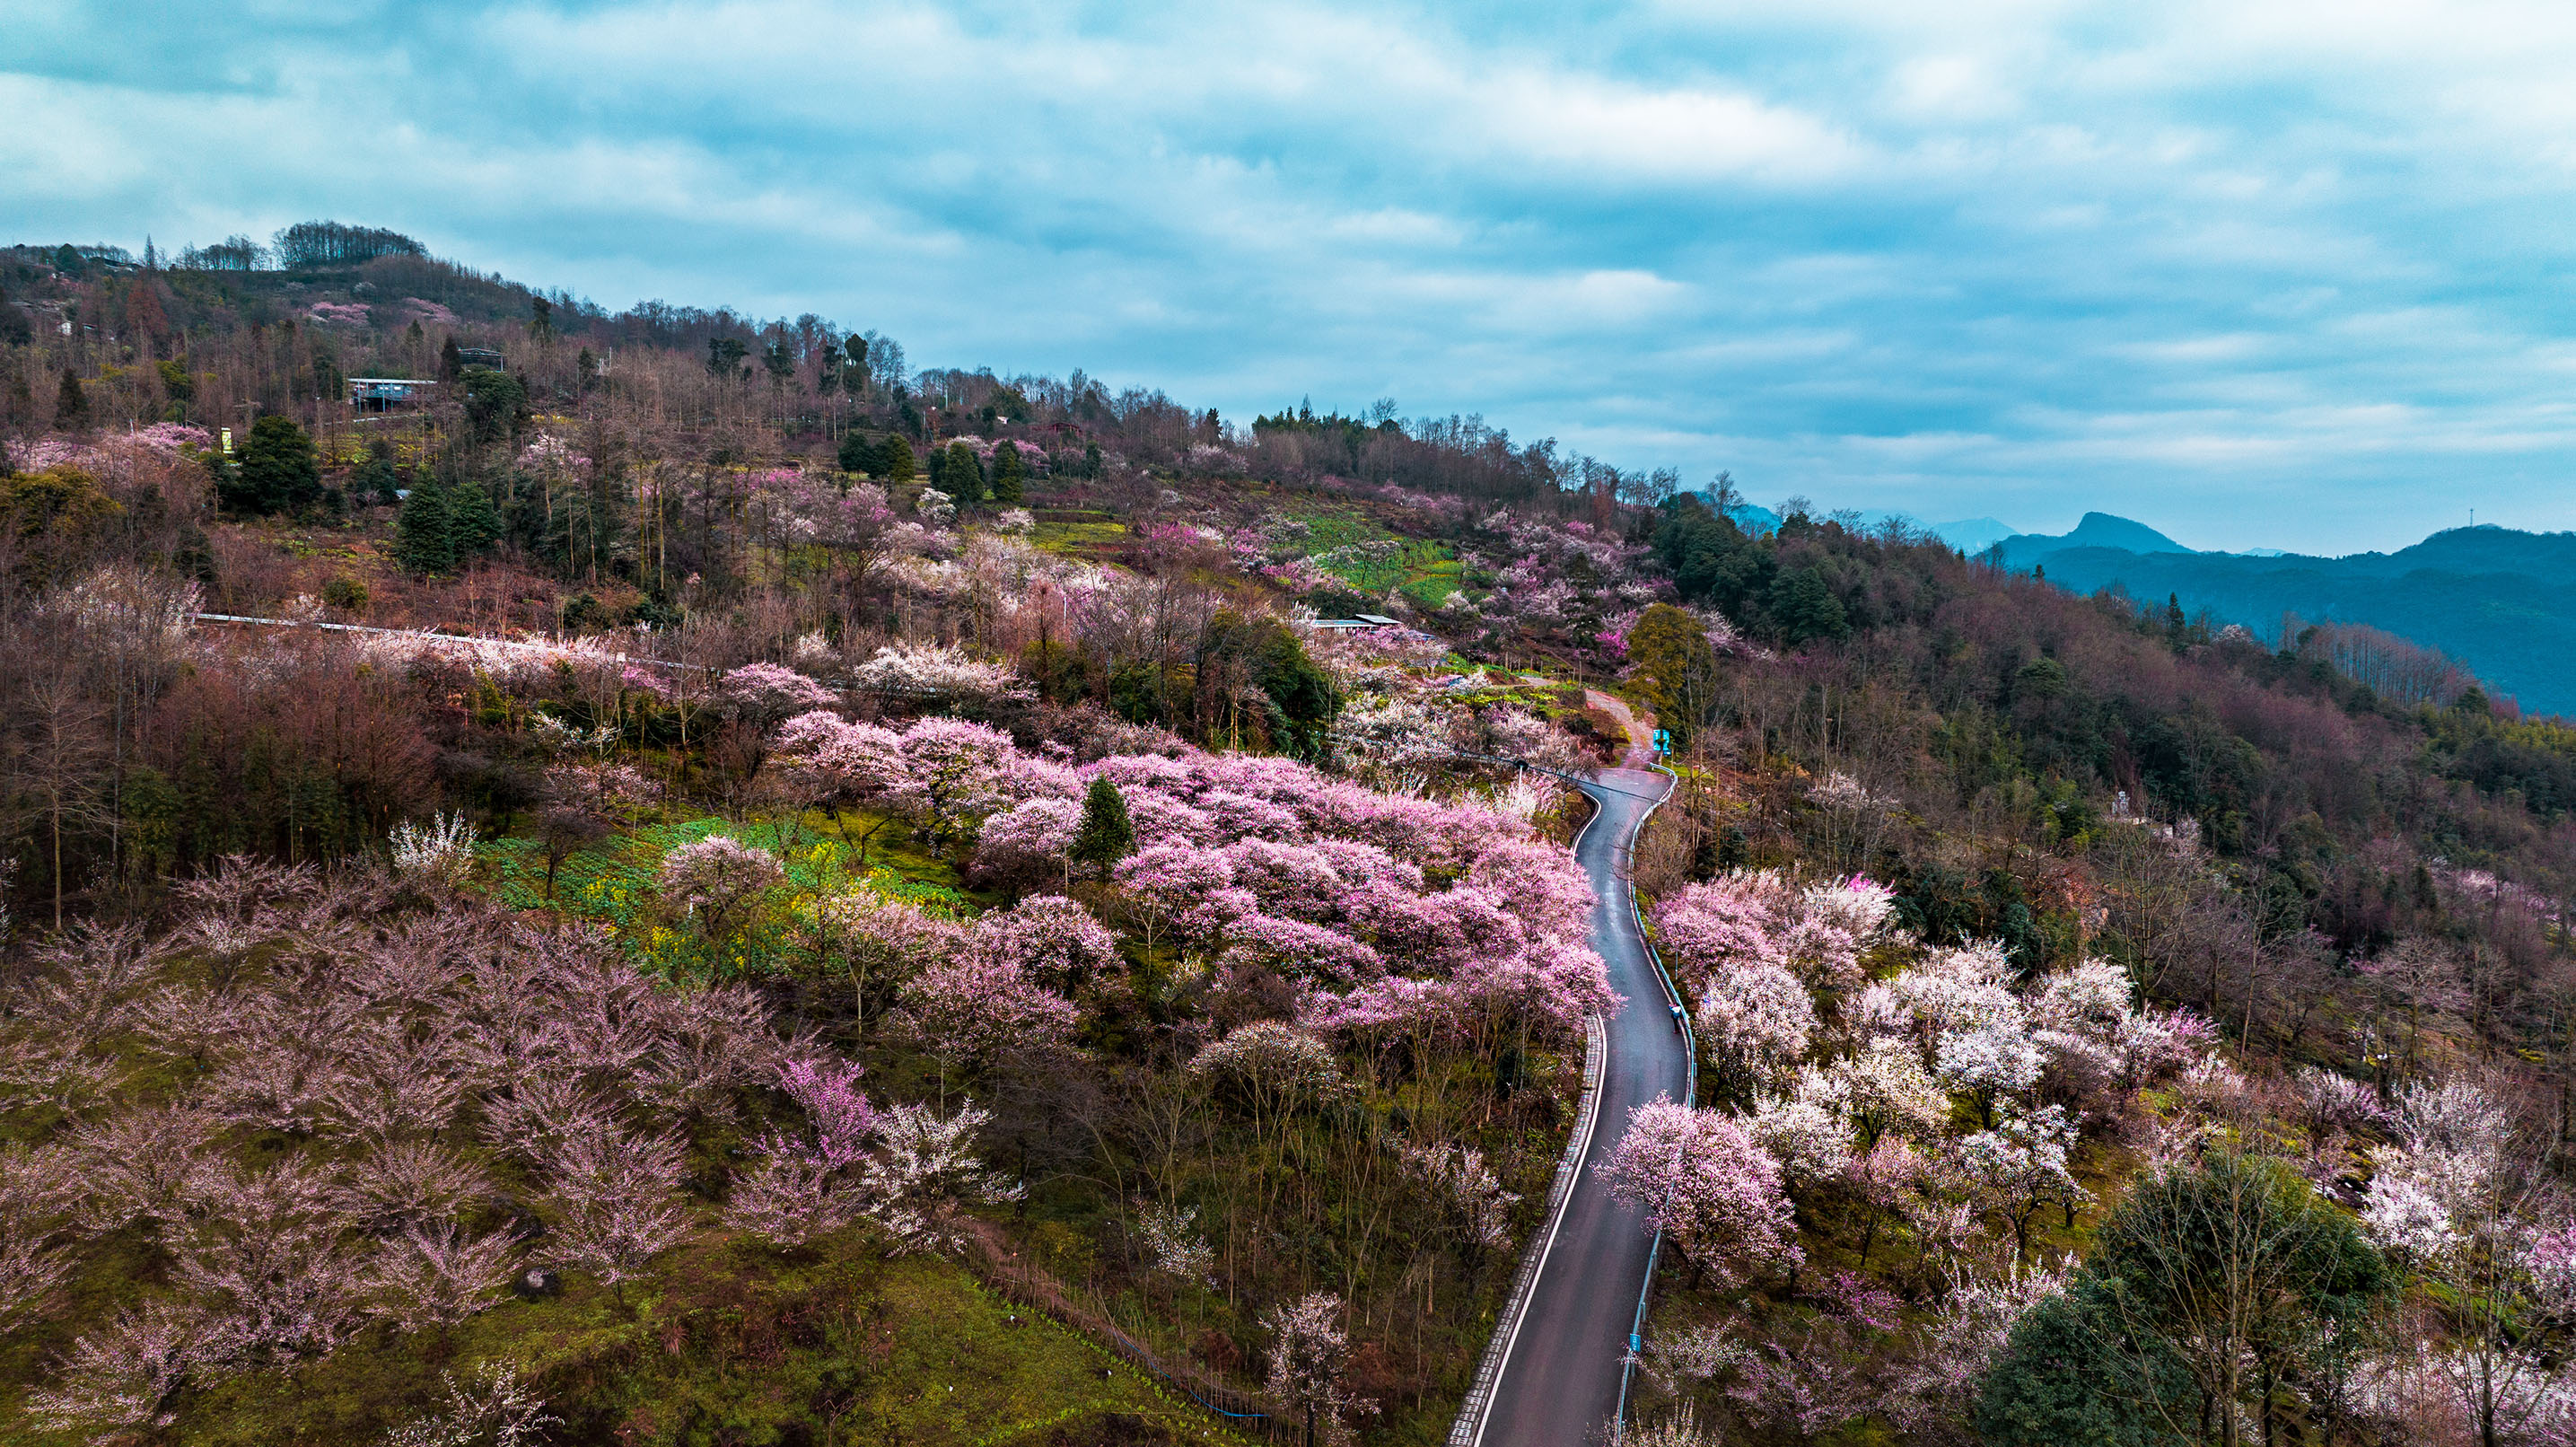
[1027,512,1131,562]
[476,809,984,977]
[1282,504,1473,609]
[10,1237,1248,1446]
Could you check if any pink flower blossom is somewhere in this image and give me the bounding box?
[896,955,1078,1071]
[722,662,838,723]
[1603,1100,1801,1285]
[970,894,1119,993]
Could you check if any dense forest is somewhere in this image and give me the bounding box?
[3,226,2574,1447]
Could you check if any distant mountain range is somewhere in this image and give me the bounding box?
[1992,512,2195,568]
[1687,494,2576,715]
[1981,515,2576,716]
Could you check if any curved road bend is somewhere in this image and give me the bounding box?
[1476,766,1689,1447]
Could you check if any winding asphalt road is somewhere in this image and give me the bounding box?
[1470,765,1691,1447]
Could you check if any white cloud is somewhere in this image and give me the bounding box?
[7,0,2576,554]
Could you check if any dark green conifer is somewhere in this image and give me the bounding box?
[447,478,504,557]
[231,413,321,514]
[837,429,873,474]
[1070,776,1135,873]
[878,435,916,483]
[396,480,453,573]
[989,440,1027,504]
[54,367,88,430]
[942,441,983,504]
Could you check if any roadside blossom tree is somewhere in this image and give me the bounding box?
[1603,1100,1801,1287]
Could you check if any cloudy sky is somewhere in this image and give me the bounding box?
[10,1,2576,552]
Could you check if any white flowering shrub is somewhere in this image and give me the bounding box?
[389,813,478,888]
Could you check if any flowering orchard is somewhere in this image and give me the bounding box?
[0,668,1617,1442]
[0,864,1028,1442]
[1602,859,2273,1438]
[1599,829,2576,1445]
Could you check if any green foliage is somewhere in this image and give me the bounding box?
[877,434,916,483]
[989,439,1027,504]
[460,366,529,443]
[155,357,194,406]
[148,1250,1230,1447]
[836,428,873,474]
[1655,495,1769,619]
[1071,776,1136,873]
[1985,1148,2396,1447]
[942,441,984,504]
[1625,602,1719,746]
[2424,706,2576,820]
[217,414,323,516]
[1020,636,1091,704]
[1768,566,1849,645]
[447,478,504,557]
[1894,863,2053,970]
[51,366,87,429]
[1976,1285,2193,1447]
[1109,660,1182,727]
[0,277,28,346]
[321,574,368,612]
[1197,611,1337,755]
[475,812,968,979]
[353,435,400,504]
[395,479,453,573]
[0,467,121,583]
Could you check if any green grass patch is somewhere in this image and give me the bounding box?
[1030,517,1131,560]
[473,811,977,978]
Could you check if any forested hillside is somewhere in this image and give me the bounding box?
[3,227,2574,1446]
[1997,527,2576,718]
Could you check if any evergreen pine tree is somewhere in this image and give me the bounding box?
[396,480,454,573]
[447,478,504,557]
[1070,776,1135,874]
[438,335,463,381]
[877,435,916,483]
[1082,441,1104,478]
[54,367,89,431]
[234,414,321,515]
[837,429,874,474]
[355,437,400,504]
[989,440,1027,504]
[943,441,984,504]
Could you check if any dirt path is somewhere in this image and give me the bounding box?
[1582,688,1659,768]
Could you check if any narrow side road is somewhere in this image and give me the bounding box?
[1473,766,1689,1446]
